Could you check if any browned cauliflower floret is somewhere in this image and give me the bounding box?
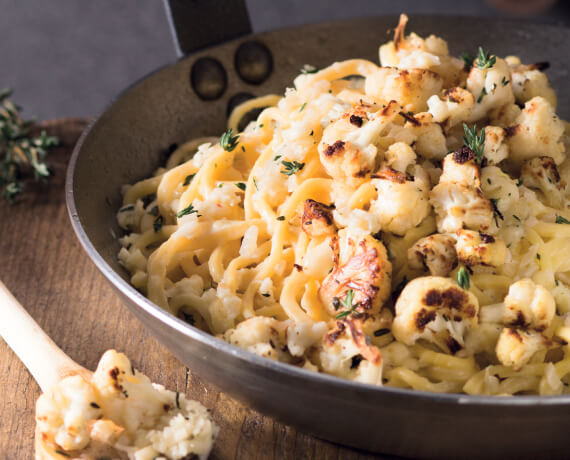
[404,112,448,160]
[383,141,416,173]
[488,279,556,370]
[520,156,566,208]
[392,276,479,354]
[507,96,565,165]
[430,149,494,233]
[506,57,557,109]
[408,234,458,276]
[495,328,548,370]
[223,317,289,361]
[318,101,400,185]
[427,87,475,129]
[301,199,336,238]
[466,56,515,122]
[503,279,556,331]
[365,67,442,113]
[439,146,482,186]
[483,126,509,165]
[369,165,431,235]
[455,229,507,267]
[379,14,465,88]
[319,229,392,317]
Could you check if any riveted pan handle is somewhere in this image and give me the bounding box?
[163,0,252,57]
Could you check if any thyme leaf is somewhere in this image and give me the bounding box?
[457,266,470,290]
[220,128,239,152]
[462,123,485,164]
[280,160,305,176]
[177,204,198,218]
[0,88,59,203]
[475,46,496,70]
[555,215,570,224]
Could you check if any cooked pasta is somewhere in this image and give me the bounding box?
[116,14,570,395]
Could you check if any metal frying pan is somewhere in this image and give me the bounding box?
[66,2,570,458]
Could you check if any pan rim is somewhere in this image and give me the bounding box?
[65,14,570,408]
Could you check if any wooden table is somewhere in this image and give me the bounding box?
[0,119,394,459]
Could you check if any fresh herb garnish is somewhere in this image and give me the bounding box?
[490,198,504,225]
[276,215,285,221]
[220,128,240,152]
[457,266,470,290]
[334,289,360,319]
[475,47,496,70]
[460,52,474,70]
[54,450,70,458]
[536,253,541,260]
[555,215,570,224]
[235,182,246,191]
[153,216,163,232]
[273,155,281,161]
[253,177,258,190]
[183,173,196,186]
[299,102,307,112]
[513,215,521,222]
[90,402,100,409]
[280,160,305,176]
[501,76,510,86]
[477,87,488,103]
[373,328,390,337]
[463,123,485,164]
[177,204,198,218]
[0,89,59,203]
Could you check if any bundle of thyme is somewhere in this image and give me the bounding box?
[0,88,58,203]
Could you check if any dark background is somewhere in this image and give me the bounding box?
[1,0,568,120]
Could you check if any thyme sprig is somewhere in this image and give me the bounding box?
[220,128,239,152]
[463,123,485,164]
[334,289,361,320]
[280,160,305,176]
[0,89,59,203]
[457,266,470,290]
[475,47,496,70]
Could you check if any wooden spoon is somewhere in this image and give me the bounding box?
[0,281,125,460]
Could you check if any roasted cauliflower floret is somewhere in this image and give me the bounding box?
[318,101,400,185]
[507,96,565,165]
[408,234,458,276]
[392,276,479,354]
[495,327,548,370]
[427,87,475,129]
[405,112,448,160]
[455,229,507,267]
[301,199,336,237]
[488,103,522,128]
[383,141,416,173]
[379,14,465,88]
[507,58,557,109]
[315,317,384,385]
[223,317,289,361]
[430,150,494,233]
[365,67,442,113]
[430,184,494,233]
[503,278,556,331]
[466,56,515,122]
[520,156,566,208]
[483,126,509,165]
[439,147,481,186]
[319,229,392,316]
[369,165,431,235]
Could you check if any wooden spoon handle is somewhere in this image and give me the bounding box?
[0,281,89,392]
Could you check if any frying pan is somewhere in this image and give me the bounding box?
[66,2,570,458]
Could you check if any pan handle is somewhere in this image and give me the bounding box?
[163,0,252,57]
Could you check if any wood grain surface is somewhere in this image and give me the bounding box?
[0,119,395,460]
